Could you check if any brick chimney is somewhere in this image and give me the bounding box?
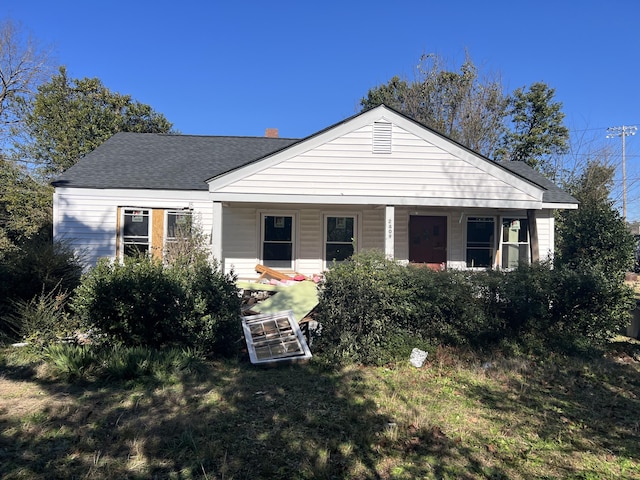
[265,128,279,138]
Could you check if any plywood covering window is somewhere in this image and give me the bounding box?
[500,218,530,269]
[325,215,355,266]
[262,214,294,270]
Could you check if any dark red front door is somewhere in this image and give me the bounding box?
[409,216,447,269]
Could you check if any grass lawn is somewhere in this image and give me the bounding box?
[1,339,640,479]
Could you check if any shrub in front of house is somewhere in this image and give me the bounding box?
[167,256,242,357]
[71,255,241,356]
[550,263,635,349]
[314,251,421,365]
[0,232,83,343]
[315,251,634,365]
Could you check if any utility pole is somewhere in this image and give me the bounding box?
[607,125,637,219]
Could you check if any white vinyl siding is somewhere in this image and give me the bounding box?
[213,124,541,208]
[536,210,555,261]
[53,188,212,268]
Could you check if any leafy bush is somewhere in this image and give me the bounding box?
[9,289,78,349]
[167,256,242,357]
[72,256,188,348]
[71,252,241,356]
[315,250,634,365]
[405,267,501,346]
[314,251,414,365]
[0,231,83,342]
[550,264,635,347]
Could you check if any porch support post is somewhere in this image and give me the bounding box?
[527,209,539,263]
[385,205,395,259]
[211,201,223,262]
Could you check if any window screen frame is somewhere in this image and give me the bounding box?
[242,310,312,365]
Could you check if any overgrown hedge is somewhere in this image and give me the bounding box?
[71,255,242,357]
[314,251,635,365]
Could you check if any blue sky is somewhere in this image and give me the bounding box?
[6,1,640,217]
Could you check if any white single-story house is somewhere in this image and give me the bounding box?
[52,105,578,279]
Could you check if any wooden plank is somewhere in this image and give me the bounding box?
[255,264,293,281]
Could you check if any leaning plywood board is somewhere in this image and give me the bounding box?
[242,310,312,365]
[254,280,319,323]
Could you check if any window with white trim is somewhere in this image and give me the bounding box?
[466,217,495,268]
[166,210,193,243]
[500,218,530,269]
[122,208,150,257]
[325,215,355,265]
[262,214,294,269]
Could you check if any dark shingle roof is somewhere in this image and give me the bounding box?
[51,132,299,190]
[500,160,578,205]
[51,130,577,206]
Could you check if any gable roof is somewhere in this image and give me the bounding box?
[51,105,577,207]
[51,133,299,190]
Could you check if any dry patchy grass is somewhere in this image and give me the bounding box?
[1,341,640,479]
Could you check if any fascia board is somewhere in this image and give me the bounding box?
[54,187,211,201]
[210,192,543,209]
[542,202,579,209]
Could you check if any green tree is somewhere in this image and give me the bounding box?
[556,160,635,278]
[360,52,508,157]
[0,155,51,253]
[20,66,173,177]
[495,82,569,178]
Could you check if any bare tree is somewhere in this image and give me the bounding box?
[360,51,508,158]
[0,19,54,147]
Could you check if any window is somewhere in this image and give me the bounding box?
[242,310,312,365]
[122,208,150,257]
[501,218,529,268]
[262,215,294,269]
[325,215,355,265]
[166,210,192,242]
[466,217,495,268]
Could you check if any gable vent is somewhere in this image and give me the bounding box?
[372,121,392,154]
